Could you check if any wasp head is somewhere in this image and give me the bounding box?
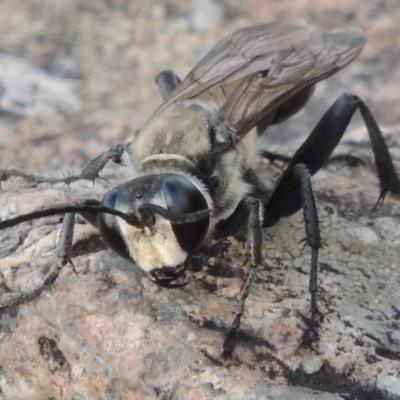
[97,173,212,287]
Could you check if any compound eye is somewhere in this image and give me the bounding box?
[163,175,210,252]
[98,188,131,261]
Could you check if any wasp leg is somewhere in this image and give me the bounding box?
[0,212,76,310]
[204,198,262,364]
[155,70,181,101]
[261,162,323,348]
[294,165,323,345]
[296,93,399,206]
[223,198,262,360]
[0,144,125,188]
[265,92,400,223]
[262,93,400,347]
[293,164,323,346]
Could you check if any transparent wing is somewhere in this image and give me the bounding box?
[152,22,366,140]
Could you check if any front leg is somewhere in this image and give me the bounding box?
[0,145,125,188]
[205,198,263,364]
[0,69,182,188]
[0,211,76,310]
[223,198,263,359]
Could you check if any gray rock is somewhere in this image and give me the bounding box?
[301,355,324,375]
[377,375,400,397]
[0,53,81,121]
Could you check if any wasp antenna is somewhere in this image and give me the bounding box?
[0,202,142,229]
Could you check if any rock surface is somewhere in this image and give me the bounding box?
[0,1,399,399]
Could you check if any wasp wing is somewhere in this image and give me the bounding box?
[152,22,365,140]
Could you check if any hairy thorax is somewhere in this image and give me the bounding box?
[125,100,259,233]
[126,101,216,171]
